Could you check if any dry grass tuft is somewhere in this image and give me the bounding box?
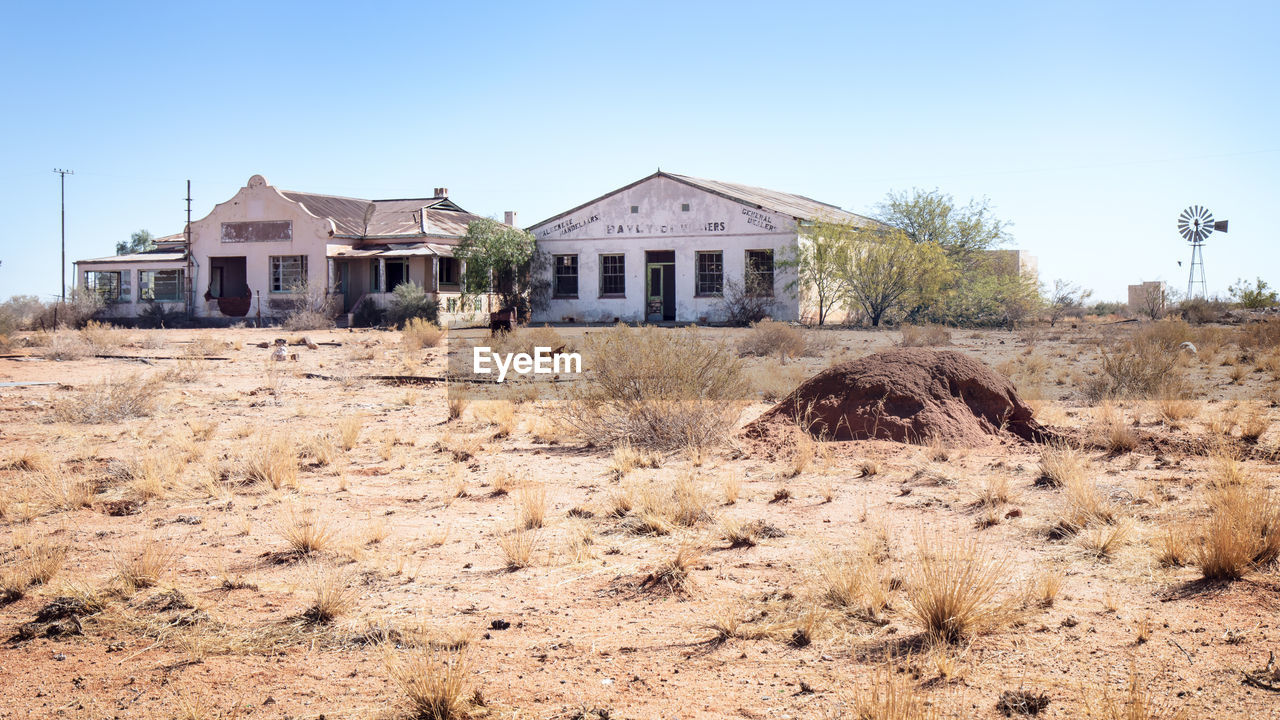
[1077,518,1134,559]
[1037,441,1087,487]
[31,466,96,511]
[277,505,339,557]
[50,374,160,423]
[113,538,177,590]
[906,536,1012,643]
[386,647,472,720]
[1096,402,1138,453]
[245,434,300,490]
[515,483,548,529]
[852,663,939,720]
[641,543,704,593]
[337,415,364,451]
[816,549,891,624]
[498,528,538,570]
[301,563,357,623]
[1194,483,1280,581]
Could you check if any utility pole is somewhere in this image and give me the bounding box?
[185,180,193,318]
[53,169,74,302]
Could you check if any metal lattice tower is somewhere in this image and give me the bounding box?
[1177,205,1227,299]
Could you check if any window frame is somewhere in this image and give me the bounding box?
[139,269,184,302]
[437,257,459,287]
[553,254,579,299]
[86,270,130,304]
[269,255,308,293]
[598,253,625,298]
[695,250,724,297]
[745,249,775,298]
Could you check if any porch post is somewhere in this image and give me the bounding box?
[378,257,387,293]
[430,256,438,293]
[326,258,335,295]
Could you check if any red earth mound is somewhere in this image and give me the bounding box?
[747,348,1051,446]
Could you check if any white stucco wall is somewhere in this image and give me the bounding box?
[75,259,187,320]
[188,175,340,319]
[529,175,800,323]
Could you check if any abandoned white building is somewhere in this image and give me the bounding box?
[74,174,501,324]
[527,171,881,324]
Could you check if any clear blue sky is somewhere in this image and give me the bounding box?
[2,1,1276,302]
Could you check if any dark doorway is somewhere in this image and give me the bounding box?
[645,250,675,322]
[208,257,248,298]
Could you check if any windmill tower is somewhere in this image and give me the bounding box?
[1177,205,1228,299]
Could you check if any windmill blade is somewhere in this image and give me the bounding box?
[1214,220,1229,233]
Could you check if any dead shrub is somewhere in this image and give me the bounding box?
[402,318,446,350]
[490,324,570,357]
[40,331,91,360]
[1088,332,1184,401]
[737,319,809,359]
[906,536,1013,643]
[561,325,748,451]
[899,324,952,347]
[50,374,160,423]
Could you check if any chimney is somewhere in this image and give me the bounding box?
[504,211,518,227]
[434,187,448,198]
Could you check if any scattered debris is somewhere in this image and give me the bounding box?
[997,689,1051,716]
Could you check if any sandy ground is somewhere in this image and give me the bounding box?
[0,322,1278,719]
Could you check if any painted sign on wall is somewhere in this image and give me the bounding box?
[221,221,293,243]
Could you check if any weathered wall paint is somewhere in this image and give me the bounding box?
[529,175,800,323]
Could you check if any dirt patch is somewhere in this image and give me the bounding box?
[747,348,1051,446]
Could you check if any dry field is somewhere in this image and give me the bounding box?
[1,319,1279,719]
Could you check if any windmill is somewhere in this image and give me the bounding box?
[1177,205,1228,298]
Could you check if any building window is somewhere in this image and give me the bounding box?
[695,251,723,296]
[554,255,578,298]
[437,257,459,287]
[270,255,307,293]
[85,270,130,303]
[139,269,183,302]
[746,250,775,297]
[681,203,690,212]
[630,205,639,214]
[599,254,625,297]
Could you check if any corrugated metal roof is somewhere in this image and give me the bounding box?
[75,252,186,264]
[282,191,485,241]
[528,171,884,232]
[667,174,879,226]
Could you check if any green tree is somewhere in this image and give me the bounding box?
[1229,277,1279,309]
[456,218,538,314]
[875,188,1009,266]
[838,229,953,326]
[116,229,155,255]
[784,217,856,325]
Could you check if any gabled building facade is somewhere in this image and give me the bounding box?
[75,174,502,324]
[526,171,880,324]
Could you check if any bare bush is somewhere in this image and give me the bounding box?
[561,325,748,451]
[50,375,160,423]
[899,324,952,347]
[737,320,809,359]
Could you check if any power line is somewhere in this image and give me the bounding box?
[53,168,74,303]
